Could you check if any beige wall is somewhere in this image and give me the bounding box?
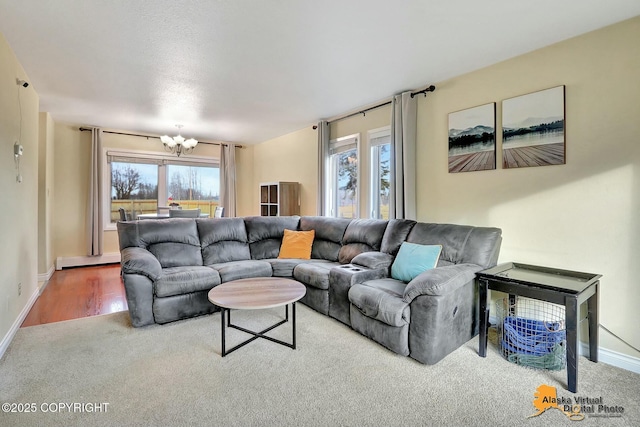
[37,112,55,275]
[52,123,92,257]
[415,16,640,358]
[250,17,640,359]
[0,33,39,342]
[250,126,319,216]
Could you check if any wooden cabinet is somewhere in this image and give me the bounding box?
[260,182,300,216]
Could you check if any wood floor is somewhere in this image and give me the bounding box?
[21,264,127,327]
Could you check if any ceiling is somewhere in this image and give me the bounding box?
[1,1,639,145]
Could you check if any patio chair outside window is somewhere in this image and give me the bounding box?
[118,207,131,221]
[169,208,201,218]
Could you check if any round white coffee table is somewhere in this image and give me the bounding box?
[208,277,306,356]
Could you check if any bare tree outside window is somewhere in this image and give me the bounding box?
[378,144,390,219]
[110,162,158,221]
[337,149,358,218]
[112,165,141,199]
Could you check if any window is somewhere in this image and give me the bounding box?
[166,164,220,208]
[369,127,392,219]
[110,161,158,220]
[104,150,219,227]
[327,134,359,218]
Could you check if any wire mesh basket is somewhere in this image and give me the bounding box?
[495,297,566,371]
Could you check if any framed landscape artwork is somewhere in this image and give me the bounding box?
[448,103,496,173]
[502,85,566,169]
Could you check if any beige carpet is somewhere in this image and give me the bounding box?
[1,305,638,427]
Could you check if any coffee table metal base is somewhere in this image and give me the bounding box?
[220,302,297,357]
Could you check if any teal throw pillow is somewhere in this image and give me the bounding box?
[391,242,442,283]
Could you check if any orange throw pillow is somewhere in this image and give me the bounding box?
[278,229,315,259]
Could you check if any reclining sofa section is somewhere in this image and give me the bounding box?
[117,216,502,365]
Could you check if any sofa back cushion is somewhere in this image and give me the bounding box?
[338,219,388,264]
[380,219,417,255]
[244,216,301,260]
[197,218,251,265]
[117,221,141,250]
[406,223,502,268]
[118,218,203,268]
[299,216,351,262]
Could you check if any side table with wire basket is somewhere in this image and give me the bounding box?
[477,262,601,393]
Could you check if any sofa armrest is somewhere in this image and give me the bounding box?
[121,247,162,281]
[402,263,482,303]
[351,252,394,270]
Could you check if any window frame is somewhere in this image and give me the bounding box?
[102,148,219,230]
[326,133,360,218]
[368,126,392,219]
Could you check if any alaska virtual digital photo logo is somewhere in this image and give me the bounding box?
[528,384,625,421]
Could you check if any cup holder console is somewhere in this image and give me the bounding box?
[339,264,362,272]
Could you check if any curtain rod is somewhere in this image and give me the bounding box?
[318,85,435,127]
[78,127,243,148]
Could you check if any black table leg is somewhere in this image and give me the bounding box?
[478,279,489,357]
[587,283,599,363]
[221,308,227,357]
[292,302,296,349]
[565,296,579,393]
[218,303,298,357]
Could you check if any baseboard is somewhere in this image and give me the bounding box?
[37,264,55,284]
[55,253,121,270]
[580,343,640,374]
[0,287,39,360]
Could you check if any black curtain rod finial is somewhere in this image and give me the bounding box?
[410,85,436,98]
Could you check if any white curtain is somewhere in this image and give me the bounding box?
[390,92,418,220]
[219,143,237,217]
[316,120,329,215]
[86,128,103,256]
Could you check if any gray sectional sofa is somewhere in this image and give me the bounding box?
[117,215,502,365]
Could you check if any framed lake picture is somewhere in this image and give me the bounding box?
[502,85,565,169]
[448,103,496,173]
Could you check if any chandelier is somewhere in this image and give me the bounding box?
[160,125,198,157]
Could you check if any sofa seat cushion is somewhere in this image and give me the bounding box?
[266,258,329,278]
[293,261,340,290]
[349,279,410,327]
[155,266,221,298]
[210,260,273,282]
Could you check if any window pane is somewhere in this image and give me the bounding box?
[377,143,391,219]
[336,148,358,219]
[111,162,158,222]
[166,165,220,217]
